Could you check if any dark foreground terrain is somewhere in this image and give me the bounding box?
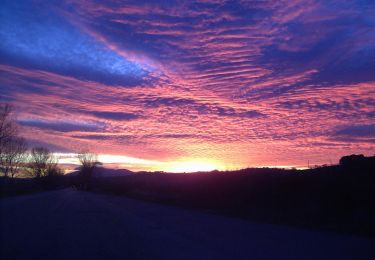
[1,189,374,260]
[90,155,375,237]
[1,154,374,239]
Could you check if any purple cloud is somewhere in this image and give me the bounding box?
[1,0,374,169]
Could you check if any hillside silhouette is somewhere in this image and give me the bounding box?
[84,154,375,236]
[1,154,374,237]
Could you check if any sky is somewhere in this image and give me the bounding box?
[0,0,374,171]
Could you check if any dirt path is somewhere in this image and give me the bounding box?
[1,189,374,259]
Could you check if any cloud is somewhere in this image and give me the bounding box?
[144,97,195,108]
[216,107,264,118]
[333,124,375,138]
[328,124,375,144]
[71,134,116,140]
[25,138,73,153]
[91,111,140,121]
[0,0,152,86]
[150,134,196,139]
[143,96,264,118]
[18,119,105,133]
[1,0,375,169]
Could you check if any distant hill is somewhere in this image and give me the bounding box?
[93,167,134,177]
[87,154,375,236]
[66,167,134,177]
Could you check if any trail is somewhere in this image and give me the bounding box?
[1,189,374,259]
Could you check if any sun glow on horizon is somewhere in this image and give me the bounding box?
[165,159,226,173]
[55,153,162,165]
[54,153,225,172]
[54,153,307,173]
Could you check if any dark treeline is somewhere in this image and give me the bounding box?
[0,104,62,180]
[89,154,375,237]
[0,103,99,194]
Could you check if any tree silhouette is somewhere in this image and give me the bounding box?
[0,137,28,178]
[0,104,28,177]
[28,147,59,178]
[77,151,100,190]
[0,104,15,145]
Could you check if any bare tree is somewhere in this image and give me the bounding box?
[28,147,59,178]
[0,104,17,159]
[0,137,28,178]
[0,104,27,177]
[0,104,16,145]
[78,152,98,168]
[46,162,63,177]
[77,151,100,190]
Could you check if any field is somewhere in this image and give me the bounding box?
[1,189,374,259]
[88,165,375,237]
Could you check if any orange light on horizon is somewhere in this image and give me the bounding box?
[54,153,227,172]
[164,159,226,173]
[54,153,307,173]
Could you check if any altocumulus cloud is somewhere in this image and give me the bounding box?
[18,119,105,133]
[0,0,374,168]
[334,124,375,138]
[330,124,375,143]
[0,0,151,86]
[91,111,141,121]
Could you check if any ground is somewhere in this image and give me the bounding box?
[1,189,374,259]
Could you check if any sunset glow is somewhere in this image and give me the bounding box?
[1,0,374,171]
[165,159,225,173]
